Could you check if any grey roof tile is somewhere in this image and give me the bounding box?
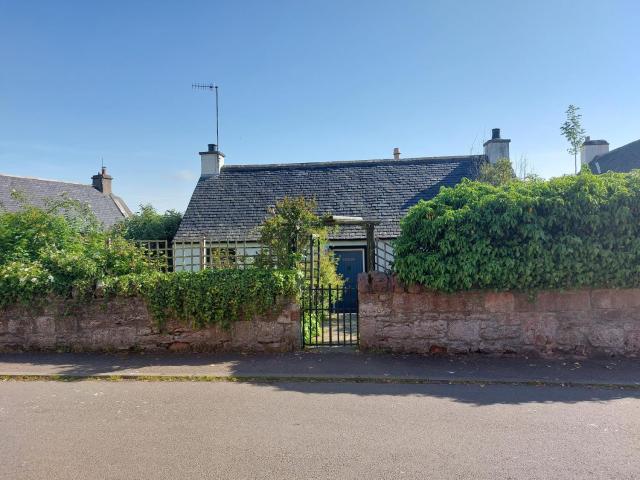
[175,155,484,241]
[589,139,640,174]
[0,174,130,228]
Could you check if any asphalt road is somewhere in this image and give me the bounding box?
[1,381,639,479]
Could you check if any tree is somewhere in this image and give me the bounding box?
[514,154,536,181]
[560,104,587,174]
[477,158,516,186]
[0,200,155,306]
[115,204,183,241]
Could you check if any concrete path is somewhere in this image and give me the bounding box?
[1,350,639,387]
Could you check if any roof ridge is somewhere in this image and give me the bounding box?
[0,172,90,187]
[221,155,485,171]
[605,138,640,155]
[589,138,640,165]
[109,194,131,217]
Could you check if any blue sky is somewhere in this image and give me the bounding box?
[1,0,639,212]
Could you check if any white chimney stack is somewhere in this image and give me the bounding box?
[483,128,511,164]
[580,137,609,165]
[200,143,225,178]
[393,147,401,160]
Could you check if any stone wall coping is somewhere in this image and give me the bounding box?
[358,273,640,312]
[358,272,640,357]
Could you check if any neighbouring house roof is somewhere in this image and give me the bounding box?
[175,155,485,241]
[0,173,131,228]
[589,139,640,174]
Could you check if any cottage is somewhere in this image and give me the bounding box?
[174,129,512,288]
[0,167,131,228]
[583,136,640,174]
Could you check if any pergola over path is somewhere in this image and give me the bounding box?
[323,215,380,273]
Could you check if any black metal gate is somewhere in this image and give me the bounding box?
[302,284,359,346]
[302,236,359,346]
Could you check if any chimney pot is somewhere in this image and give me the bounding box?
[393,147,401,160]
[492,128,501,140]
[208,143,217,153]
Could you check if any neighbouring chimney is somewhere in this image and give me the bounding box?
[580,136,609,165]
[483,128,511,164]
[393,147,401,160]
[200,143,225,178]
[92,166,113,195]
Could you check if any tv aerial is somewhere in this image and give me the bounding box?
[192,83,220,148]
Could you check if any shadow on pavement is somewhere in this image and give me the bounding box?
[1,350,639,406]
[253,379,640,407]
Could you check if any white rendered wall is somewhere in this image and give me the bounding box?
[200,152,225,177]
[581,144,609,165]
[484,141,510,164]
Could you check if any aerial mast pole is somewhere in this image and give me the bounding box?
[215,85,219,148]
[192,82,219,148]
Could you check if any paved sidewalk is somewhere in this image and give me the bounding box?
[1,350,639,387]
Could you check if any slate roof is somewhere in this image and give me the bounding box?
[175,155,485,241]
[0,174,131,228]
[589,139,640,174]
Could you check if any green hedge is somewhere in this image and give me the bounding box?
[0,203,299,328]
[0,203,154,307]
[394,170,640,291]
[105,268,299,330]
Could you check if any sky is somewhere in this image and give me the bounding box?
[1,0,639,212]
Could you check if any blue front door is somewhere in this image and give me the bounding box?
[333,249,364,312]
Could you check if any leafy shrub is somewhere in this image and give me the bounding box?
[0,201,157,305]
[114,204,182,241]
[0,261,53,308]
[394,169,640,291]
[105,268,299,330]
[256,196,343,288]
[301,312,322,345]
[477,158,516,186]
[0,203,81,265]
[0,199,298,329]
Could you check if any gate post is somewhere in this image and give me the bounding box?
[365,223,375,273]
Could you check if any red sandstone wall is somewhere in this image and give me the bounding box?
[358,273,640,357]
[0,297,301,353]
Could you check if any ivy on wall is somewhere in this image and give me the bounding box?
[104,269,299,330]
[394,168,640,292]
